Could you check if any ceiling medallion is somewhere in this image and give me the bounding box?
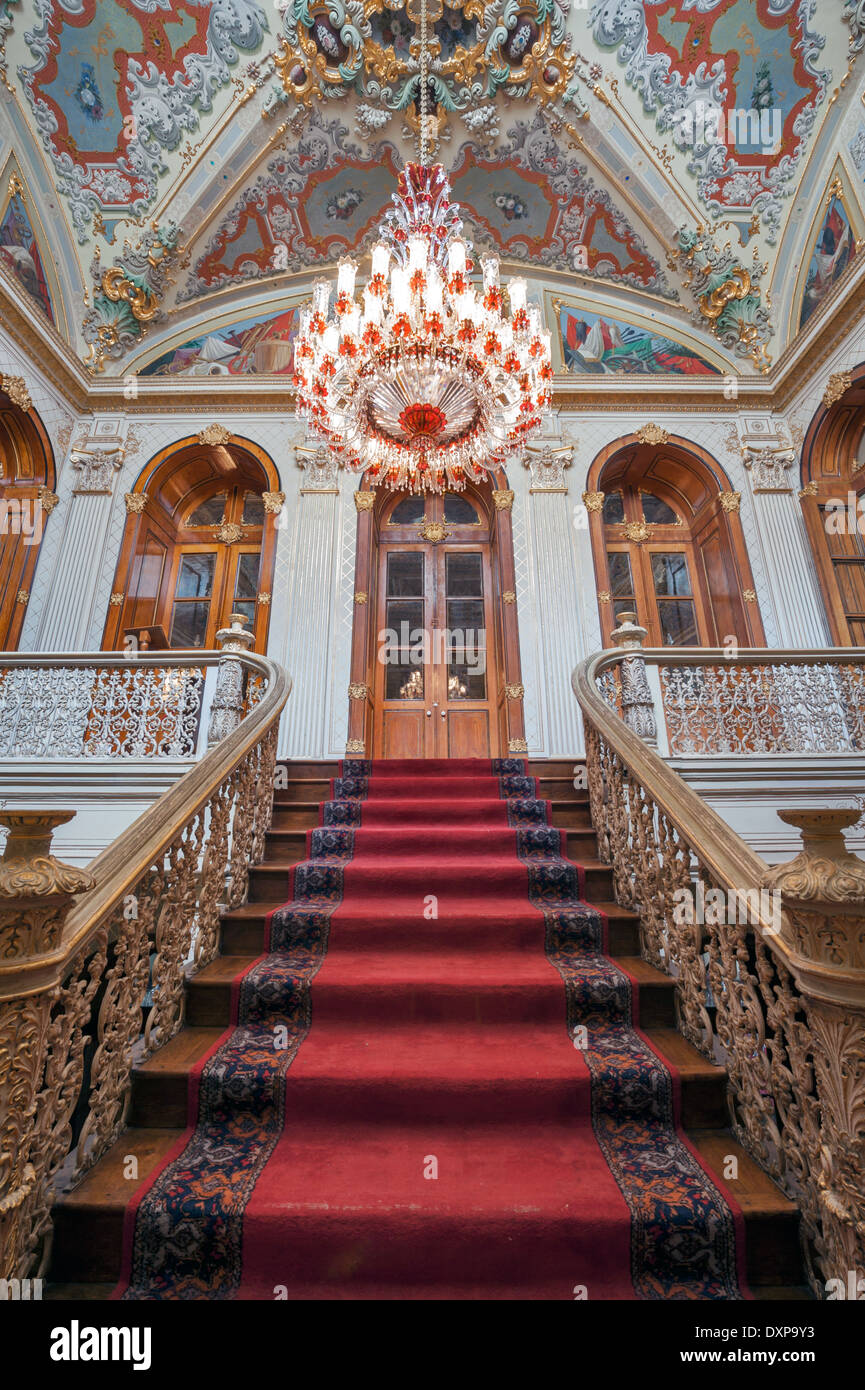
[293,0,552,495]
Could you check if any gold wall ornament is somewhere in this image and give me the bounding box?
[109,592,125,606]
[597,590,612,604]
[718,490,741,513]
[823,371,852,407]
[582,491,605,512]
[15,589,29,604]
[799,481,819,499]
[257,592,271,605]
[504,684,525,700]
[36,485,59,515]
[636,424,668,446]
[742,588,757,603]
[492,489,515,512]
[84,322,120,374]
[624,520,650,544]
[354,491,375,511]
[101,267,158,323]
[348,683,368,700]
[197,424,234,446]
[418,519,450,543]
[346,739,365,754]
[698,267,752,322]
[8,172,25,200]
[262,491,285,514]
[1,374,32,411]
[214,522,245,544]
[124,492,148,513]
[508,737,528,753]
[502,590,516,604]
[354,591,368,605]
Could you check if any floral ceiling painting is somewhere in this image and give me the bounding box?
[139,306,299,377]
[558,306,719,377]
[0,180,54,323]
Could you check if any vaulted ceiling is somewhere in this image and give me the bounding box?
[0,0,863,380]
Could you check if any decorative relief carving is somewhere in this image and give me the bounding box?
[742,589,758,603]
[492,489,515,512]
[257,592,271,606]
[523,443,573,493]
[296,443,341,492]
[508,738,528,753]
[718,491,741,513]
[346,739,365,754]
[624,520,650,544]
[214,523,244,544]
[502,591,516,605]
[505,684,525,700]
[262,491,286,513]
[636,424,668,446]
[743,448,794,493]
[348,683,368,700]
[354,592,368,605]
[597,590,611,604]
[70,448,124,494]
[197,424,234,446]
[109,592,124,606]
[418,520,449,543]
[124,493,148,514]
[582,491,605,512]
[0,811,95,959]
[354,491,375,512]
[15,590,29,605]
[765,811,865,909]
[37,485,58,515]
[1,375,32,411]
[799,481,819,499]
[823,372,852,407]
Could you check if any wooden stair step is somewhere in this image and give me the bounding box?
[276,761,340,779]
[689,1131,802,1287]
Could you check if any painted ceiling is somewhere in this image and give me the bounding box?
[0,0,862,378]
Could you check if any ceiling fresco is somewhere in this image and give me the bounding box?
[0,0,862,375]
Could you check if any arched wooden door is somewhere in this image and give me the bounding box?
[372,488,502,759]
[0,389,55,650]
[104,437,280,652]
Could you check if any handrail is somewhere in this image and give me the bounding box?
[0,651,291,1000]
[573,644,865,1297]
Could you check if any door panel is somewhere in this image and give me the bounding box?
[447,709,489,759]
[383,709,427,759]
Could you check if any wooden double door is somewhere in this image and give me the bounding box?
[372,493,499,758]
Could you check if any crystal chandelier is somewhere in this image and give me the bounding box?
[292,0,553,493]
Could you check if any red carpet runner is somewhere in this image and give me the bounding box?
[117,758,748,1300]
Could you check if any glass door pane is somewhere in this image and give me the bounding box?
[384,551,425,699]
[650,551,698,646]
[169,552,216,647]
[445,552,485,699]
[230,550,261,631]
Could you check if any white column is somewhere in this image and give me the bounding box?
[32,491,118,652]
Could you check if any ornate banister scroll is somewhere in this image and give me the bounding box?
[573,647,865,1299]
[0,648,290,1285]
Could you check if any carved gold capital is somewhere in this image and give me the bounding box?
[1,374,32,411]
[346,739,365,754]
[718,490,741,513]
[348,682,368,700]
[262,491,285,514]
[257,592,271,605]
[492,489,515,512]
[582,490,605,513]
[799,481,819,499]
[508,737,528,753]
[502,590,516,605]
[124,492,148,514]
[354,592,368,605]
[823,371,852,408]
[197,424,234,446]
[354,491,375,511]
[109,592,124,606]
[504,684,525,700]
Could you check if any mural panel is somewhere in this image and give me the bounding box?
[798,193,857,330]
[0,182,54,322]
[139,307,299,377]
[558,306,718,376]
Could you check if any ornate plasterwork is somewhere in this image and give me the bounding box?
[124,493,148,515]
[718,491,741,514]
[70,448,124,494]
[636,424,667,446]
[262,491,286,513]
[214,523,244,544]
[16,0,267,242]
[592,0,831,243]
[744,448,795,493]
[492,489,515,512]
[346,738,365,753]
[523,443,573,492]
[348,682,368,700]
[582,491,604,512]
[354,490,376,511]
[418,520,450,543]
[84,224,179,371]
[673,228,771,371]
[272,0,585,128]
[198,424,234,446]
[37,485,58,514]
[505,683,525,700]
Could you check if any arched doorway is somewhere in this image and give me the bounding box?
[586,434,764,648]
[103,436,281,652]
[800,368,865,646]
[0,384,56,650]
[348,477,524,759]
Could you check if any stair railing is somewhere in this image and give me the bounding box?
[573,623,865,1300]
[0,628,291,1285]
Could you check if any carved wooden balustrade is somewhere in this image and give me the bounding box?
[573,625,865,1299]
[0,632,291,1284]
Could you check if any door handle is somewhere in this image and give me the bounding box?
[440,710,446,719]
[426,709,432,716]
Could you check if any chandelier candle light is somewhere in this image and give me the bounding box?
[293,1,553,493]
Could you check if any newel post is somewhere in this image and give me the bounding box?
[609,611,657,747]
[764,809,865,1296]
[207,613,255,747]
[0,811,95,1280]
